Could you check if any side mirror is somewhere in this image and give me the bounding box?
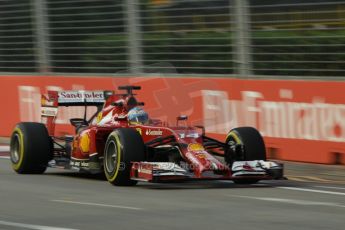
[111,101,124,106]
[114,115,127,121]
[177,115,188,121]
[176,115,188,126]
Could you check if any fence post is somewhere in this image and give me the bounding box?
[232,0,252,76]
[125,0,143,74]
[32,0,51,73]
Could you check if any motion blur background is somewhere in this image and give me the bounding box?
[1,0,345,77]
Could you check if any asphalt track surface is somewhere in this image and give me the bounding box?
[0,149,344,230]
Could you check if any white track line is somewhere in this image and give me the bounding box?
[0,146,9,152]
[278,186,345,196]
[0,220,78,230]
[314,185,345,190]
[227,195,345,208]
[0,156,10,159]
[52,200,143,210]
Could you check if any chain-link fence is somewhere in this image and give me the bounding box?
[0,1,36,72]
[0,0,344,77]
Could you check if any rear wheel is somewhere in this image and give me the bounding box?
[10,122,53,174]
[225,127,266,184]
[103,128,145,186]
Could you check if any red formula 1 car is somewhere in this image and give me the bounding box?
[10,85,283,186]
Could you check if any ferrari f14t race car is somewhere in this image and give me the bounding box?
[10,85,283,186]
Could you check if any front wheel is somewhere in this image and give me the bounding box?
[10,122,53,174]
[225,127,266,184]
[103,128,145,186]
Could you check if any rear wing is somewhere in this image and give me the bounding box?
[42,90,113,107]
[41,90,113,135]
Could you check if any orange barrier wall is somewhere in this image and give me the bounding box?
[0,75,344,164]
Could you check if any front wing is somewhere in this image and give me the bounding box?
[130,160,284,183]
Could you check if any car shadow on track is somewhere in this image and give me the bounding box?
[46,171,107,181]
[45,171,281,190]
[137,181,277,190]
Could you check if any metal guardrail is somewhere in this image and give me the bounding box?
[0,0,344,77]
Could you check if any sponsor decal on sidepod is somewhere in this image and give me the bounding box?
[146,129,163,136]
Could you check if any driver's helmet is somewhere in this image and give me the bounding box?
[127,107,149,125]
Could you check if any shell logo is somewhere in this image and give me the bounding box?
[188,143,204,152]
[79,133,90,153]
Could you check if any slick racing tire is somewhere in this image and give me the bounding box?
[104,128,145,186]
[225,127,266,184]
[10,122,53,174]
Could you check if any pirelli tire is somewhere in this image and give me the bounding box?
[104,128,145,186]
[10,122,53,174]
[225,126,266,184]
